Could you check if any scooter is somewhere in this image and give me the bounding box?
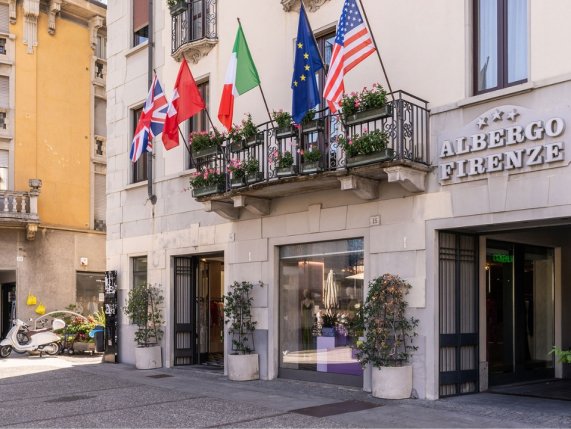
[0,318,65,358]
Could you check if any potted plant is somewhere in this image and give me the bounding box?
[223,281,263,381]
[245,158,262,184]
[228,159,246,188]
[320,312,338,337]
[276,151,297,177]
[228,125,245,152]
[341,83,392,125]
[301,146,321,173]
[273,110,295,139]
[190,168,226,197]
[339,129,393,167]
[550,347,571,378]
[300,109,324,133]
[241,114,264,147]
[167,0,187,15]
[356,273,418,399]
[190,131,222,160]
[123,283,165,370]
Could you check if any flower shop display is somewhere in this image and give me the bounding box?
[190,168,226,197]
[338,128,393,167]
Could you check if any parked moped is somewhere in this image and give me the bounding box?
[0,318,65,357]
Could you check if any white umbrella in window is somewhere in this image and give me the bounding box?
[323,270,338,310]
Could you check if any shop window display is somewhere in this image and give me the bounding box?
[279,239,364,377]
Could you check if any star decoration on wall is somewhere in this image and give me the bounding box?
[476,116,489,129]
[491,109,504,121]
[506,109,519,121]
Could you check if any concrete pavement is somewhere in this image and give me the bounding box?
[0,354,570,428]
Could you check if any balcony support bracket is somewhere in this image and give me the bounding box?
[172,38,218,63]
[384,166,427,193]
[203,201,240,221]
[233,195,270,216]
[26,223,38,241]
[338,175,379,200]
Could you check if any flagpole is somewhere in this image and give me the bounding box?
[237,18,276,128]
[357,0,394,99]
[147,0,157,205]
[300,0,327,75]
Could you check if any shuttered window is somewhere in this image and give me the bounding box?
[133,0,149,46]
[0,76,9,109]
[0,149,8,191]
[0,5,9,34]
[94,98,106,137]
[94,173,106,231]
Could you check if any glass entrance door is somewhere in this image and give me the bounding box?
[486,241,555,385]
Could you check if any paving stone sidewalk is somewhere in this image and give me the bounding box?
[0,354,569,428]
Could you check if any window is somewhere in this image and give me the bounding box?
[76,272,105,317]
[94,173,106,232]
[316,32,335,110]
[0,149,7,191]
[132,107,148,183]
[133,0,149,46]
[0,38,6,55]
[189,80,209,169]
[0,4,8,34]
[474,0,527,94]
[132,256,148,324]
[0,111,6,129]
[171,0,217,56]
[96,34,106,59]
[0,76,8,109]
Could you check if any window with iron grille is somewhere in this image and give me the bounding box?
[133,0,149,47]
[188,79,209,169]
[0,149,7,191]
[0,111,6,130]
[132,107,148,183]
[94,173,106,232]
[171,0,217,55]
[96,34,106,59]
[474,0,527,95]
[0,38,6,55]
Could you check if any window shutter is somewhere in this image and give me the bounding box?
[133,0,148,32]
[0,149,8,168]
[94,173,106,223]
[0,5,9,34]
[0,76,8,108]
[94,98,106,136]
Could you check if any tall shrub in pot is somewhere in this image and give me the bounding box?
[356,273,418,399]
[123,283,164,369]
[223,280,263,381]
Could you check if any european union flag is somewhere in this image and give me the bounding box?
[291,3,323,124]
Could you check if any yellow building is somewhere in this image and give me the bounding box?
[0,0,106,337]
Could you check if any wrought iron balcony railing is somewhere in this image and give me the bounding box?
[171,0,217,61]
[191,91,429,201]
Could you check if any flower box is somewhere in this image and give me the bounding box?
[302,119,325,134]
[245,133,264,147]
[345,105,393,126]
[169,0,188,15]
[192,145,220,160]
[229,140,246,153]
[301,162,321,174]
[246,172,264,184]
[276,126,296,139]
[230,177,246,188]
[346,149,395,167]
[276,165,298,177]
[192,183,225,197]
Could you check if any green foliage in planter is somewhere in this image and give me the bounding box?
[356,273,418,368]
[123,283,164,347]
[303,146,321,163]
[346,303,365,338]
[340,83,387,117]
[223,281,263,354]
[550,347,571,363]
[300,109,317,125]
[272,110,293,129]
[241,114,258,140]
[321,311,338,328]
[338,129,389,158]
[228,159,246,180]
[190,168,225,188]
[245,158,260,175]
[277,151,294,168]
[190,131,224,152]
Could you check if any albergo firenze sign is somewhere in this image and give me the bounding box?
[439,105,568,183]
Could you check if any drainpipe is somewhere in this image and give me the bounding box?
[147,0,157,205]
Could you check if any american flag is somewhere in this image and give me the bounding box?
[130,75,169,163]
[323,0,375,112]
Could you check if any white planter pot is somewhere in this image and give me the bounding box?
[227,353,259,381]
[135,345,162,370]
[371,365,412,399]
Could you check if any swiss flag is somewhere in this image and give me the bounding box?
[162,60,205,150]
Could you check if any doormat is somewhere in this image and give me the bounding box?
[489,379,571,402]
[291,400,381,418]
[146,374,174,379]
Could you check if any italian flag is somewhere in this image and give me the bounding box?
[218,24,260,131]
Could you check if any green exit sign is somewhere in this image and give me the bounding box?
[492,254,513,263]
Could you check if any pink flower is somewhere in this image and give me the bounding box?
[348,139,353,145]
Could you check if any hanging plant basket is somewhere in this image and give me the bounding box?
[346,149,395,167]
[192,183,225,197]
[192,145,220,160]
[276,165,298,177]
[345,105,393,126]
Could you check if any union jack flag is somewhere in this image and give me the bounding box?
[130,75,169,163]
[323,0,376,112]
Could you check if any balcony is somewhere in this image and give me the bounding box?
[171,0,217,62]
[0,179,41,239]
[191,91,430,220]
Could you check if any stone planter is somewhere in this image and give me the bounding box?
[246,172,264,184]
[227,353,259,381]
[371,365,412,399]
[276,126,296,139]
[276,165,298,177]
[229,140,246,153]
[135,345,162,370]
[302,119,324,133]
[230,177,246,188]
[192,145,219,160]
[346,149,395,167]
[192,183,225,197]
[302,162,321,174]
[345,105,393,126]
[245,133,264,147]
[169,0,188,15]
